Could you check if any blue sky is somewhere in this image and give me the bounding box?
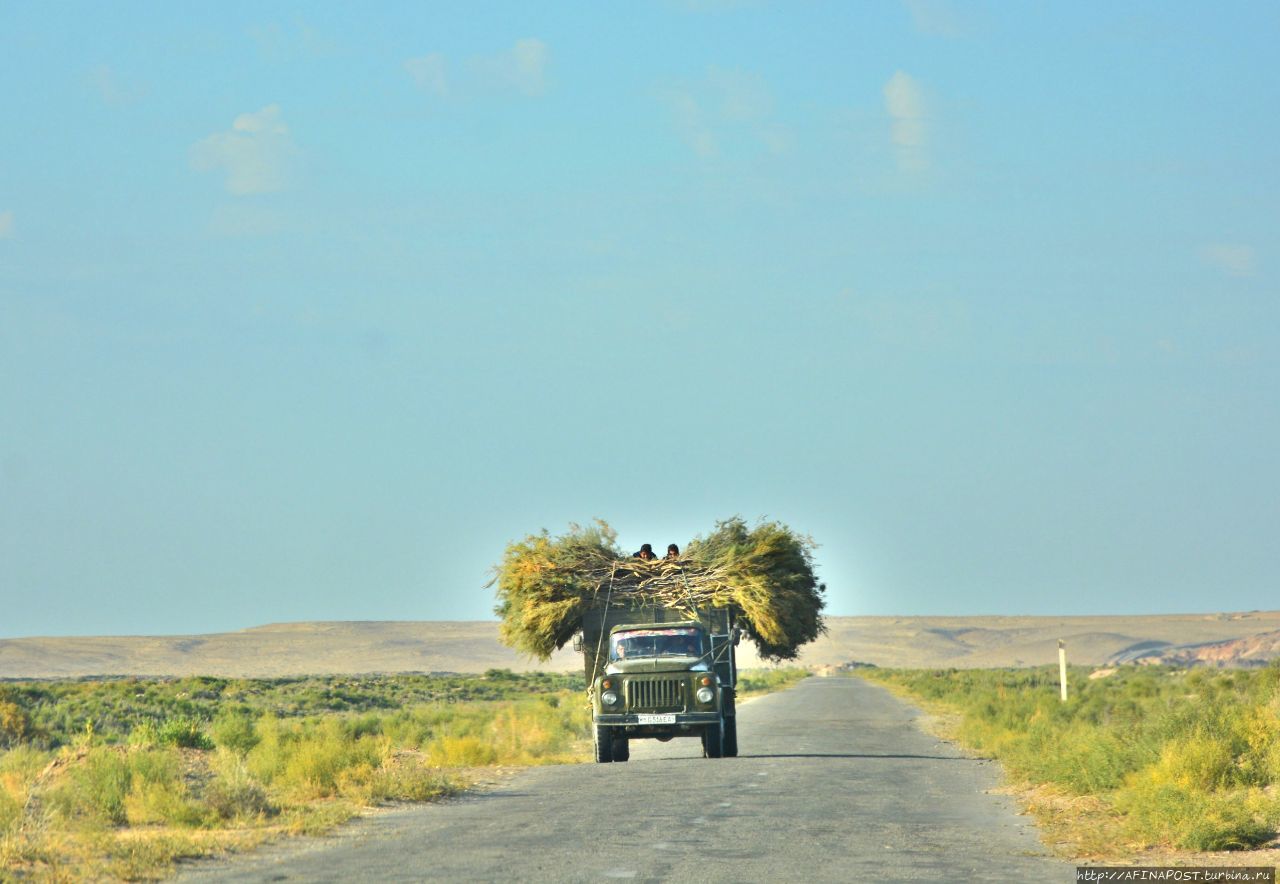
[2,1,1277,638]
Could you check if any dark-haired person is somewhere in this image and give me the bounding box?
[633,543,656,561]
[665,544,680,560]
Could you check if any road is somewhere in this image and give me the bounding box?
[179,677,1071,882]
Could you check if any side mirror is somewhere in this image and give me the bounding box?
[572,635,583,653]
[732,627,744,646]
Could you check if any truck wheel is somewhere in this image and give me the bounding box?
[611,737,630,762]
[594,725,614,764]
[702,720,724,758]
[723,716,738,758]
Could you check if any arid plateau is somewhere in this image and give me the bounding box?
[4,610,1279,678]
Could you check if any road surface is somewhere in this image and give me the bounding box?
[180,677,1071,882]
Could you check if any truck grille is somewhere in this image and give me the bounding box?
[626,679,685,711]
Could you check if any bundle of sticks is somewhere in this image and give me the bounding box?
[490,518,826,661]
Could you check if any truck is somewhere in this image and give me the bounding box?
[580,599,741,763]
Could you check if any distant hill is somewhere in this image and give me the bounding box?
[1105,628,1280,668]
[3,611,1280,678]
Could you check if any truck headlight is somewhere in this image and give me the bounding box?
[696,687,715,704]
[601,690,619,706]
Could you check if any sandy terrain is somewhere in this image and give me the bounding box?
[4,610,1280,678]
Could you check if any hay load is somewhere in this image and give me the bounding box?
[490,517,826,661]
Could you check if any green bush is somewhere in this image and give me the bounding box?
[128,721,159,747]
[57,748,132,825]
[0,698,32,748]
[157,717,214,750]
[365,763,458,803]
[125,778,211,828]
[425,735,498,767]
[205,752,274,820]
[1116,779,1277,851]
[211,711,260,754]
[0,779,21,832]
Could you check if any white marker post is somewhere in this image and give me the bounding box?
[1058,640,1068,702]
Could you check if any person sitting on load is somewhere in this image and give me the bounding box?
[634,543,656,561]
[665,543,680,560]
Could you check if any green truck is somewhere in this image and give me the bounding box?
[581,601,741,763]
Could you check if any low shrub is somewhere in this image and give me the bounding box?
[106,833,205,881]
[125,778,211,828]
[1116,779,1277,851]
[206,752,274,820]
[0,666,800,879]
[211,711,260,754]
[865,663,1280,854]
[157,717,214,750]
[56,748,132,825]
[0,699,33,748]
[272,720,384,799]
[0,779,20,832]
[738,668,808,695]
[425,735,498,767]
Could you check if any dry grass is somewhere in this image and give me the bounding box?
[864,665,1280,861]
[0,693,586,881]
[491,517,826,661]
[1,655,810,879]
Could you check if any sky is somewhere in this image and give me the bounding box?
[2,1,1278,638]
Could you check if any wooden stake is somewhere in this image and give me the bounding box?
[1058,640,1068,702]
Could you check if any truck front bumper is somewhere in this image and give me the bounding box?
[594,711,721,726]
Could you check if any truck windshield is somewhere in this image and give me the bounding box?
[610,628,703,660]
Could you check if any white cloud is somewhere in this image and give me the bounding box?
[1199,244,1256,278]
[884,71,927,171]
[665,89,718,158]
[0,210,13,239]
[661,66,791,159]
[87,65,143,106]
[508,38,549,96]
[405,52,448,96]
[474,37,549,96]
[190,105,295,195]
[248,20,337,61]
[406,39,549,100]
[759,123,794,155]
[708,66,772,122]
[903,0,969,38]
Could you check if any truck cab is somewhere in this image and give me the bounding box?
[582,606,739,763]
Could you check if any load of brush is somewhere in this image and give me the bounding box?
[490,517,826,661]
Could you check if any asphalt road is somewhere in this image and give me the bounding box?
[179,677,1072,883]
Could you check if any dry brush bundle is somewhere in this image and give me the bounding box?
[490,518,826,661]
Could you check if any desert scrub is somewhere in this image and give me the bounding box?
[0,664,794,878]
[0,670,584,750]
[863,663,1280,855]
[0,674,588,880]
[737,667,809,697]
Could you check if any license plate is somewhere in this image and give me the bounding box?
[636,713,676,725]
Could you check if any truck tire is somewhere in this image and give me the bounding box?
[611,736,630,762]
[722,688,738,758]
[594,725,613,763]
[702,720,724,758]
